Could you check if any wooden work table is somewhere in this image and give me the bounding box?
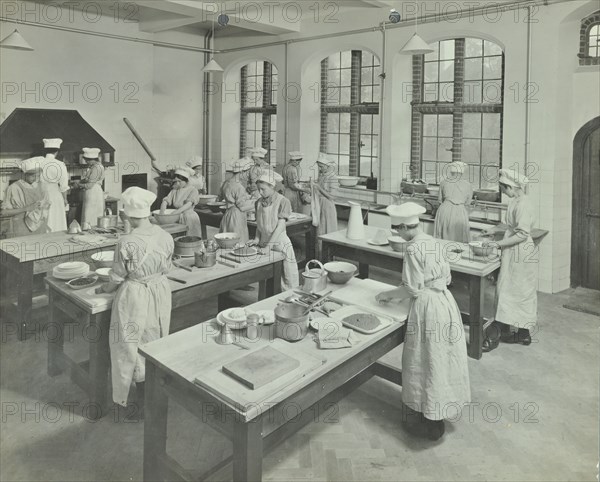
[46,250,284,418]
[195,208,316,266]
[0,223,187,341]
[140,278,409,482]
[320,226,505,360]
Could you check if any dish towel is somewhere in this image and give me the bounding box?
[314,327,357,349]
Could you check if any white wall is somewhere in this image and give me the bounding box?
[0,1,206,204]
[209,0,600,293]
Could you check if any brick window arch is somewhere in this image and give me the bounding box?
[578,11,600,66]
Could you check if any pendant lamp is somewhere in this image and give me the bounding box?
[202,12,223,72]
[0,29,34,51]
[400,9,433,55]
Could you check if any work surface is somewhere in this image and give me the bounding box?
[140,278,409,421]
[320,226,501,277]
[45,250,285,315]
[0,223,186,263]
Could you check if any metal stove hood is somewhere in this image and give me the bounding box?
[0,108,115,161]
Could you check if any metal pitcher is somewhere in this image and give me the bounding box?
[300,259,328,293]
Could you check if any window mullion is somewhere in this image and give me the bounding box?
[452,38,465,163]
[349,51,361,176]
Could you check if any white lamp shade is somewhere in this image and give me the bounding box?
[0,29,34,51]
[202,58,224,73]
[400,33,433,55]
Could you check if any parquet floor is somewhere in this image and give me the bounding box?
[0,227,598,481]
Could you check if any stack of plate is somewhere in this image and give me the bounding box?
[52,262,90,280]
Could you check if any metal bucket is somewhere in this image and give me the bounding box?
[274,302,309,342]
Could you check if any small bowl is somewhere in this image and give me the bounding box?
[388,236,407,253]
[66,275,98,290]
[323,261,357,285]
[469,241,494,257]
[473,189,499,202]
[338,176,360,187]
[214,232,240,249]
[95,267,111,281]
[207,202,226,213]
[91,251,114,268]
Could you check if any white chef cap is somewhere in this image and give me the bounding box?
[82,147,100,159]
[448,161,467,174]
[251,147,268,158]
[122,187,156,218]
[186,156,203,169]
[289,151,303,160]
[43,138,62,149]
[256,169,283,187]
[316,152,336,166]
[174,168,190,180]
[227,158,252,173]
[499,168,529,188]
[20,157,43,173]
[385,202,426,226]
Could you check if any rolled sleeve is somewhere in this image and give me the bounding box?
[278,197,292,220]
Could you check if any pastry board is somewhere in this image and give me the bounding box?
[222,346,300,389]
[330,279,410,323]
[193,339,325,412]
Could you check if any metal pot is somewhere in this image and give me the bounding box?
[274,302,309,342]
[194,247,217,268]
[97,208,118,229]
[174,236,203,257]
[300,259,328,293]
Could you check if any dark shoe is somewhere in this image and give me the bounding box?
[482,336,499,353]
[427,420,445,441]
[518,329,531,345]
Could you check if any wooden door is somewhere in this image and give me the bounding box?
[572,117,600,290]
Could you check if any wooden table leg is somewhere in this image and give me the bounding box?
[358,262,369,279]
[468,275,485,360]
[321,241,332,263]
[306,224,316,262]
[264,261,282,297]
[17,261,34,341]
[88,311,111,418]
[233,419,263,482]
[143,363,169,482]
[47,290,65,376]
[201,222,208,240]
[217,292,229,311]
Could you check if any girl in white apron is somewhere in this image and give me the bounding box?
[311,153,339,236]
[39,138,69,232]
[376,202,470,441]
[160,169,202,237]
[185,157,206,195]
[283,152,311,213]
[433,161,472,243]
[247,147,269,201]
[482,169,537,351]
[80,148,105,227]
[96,187,174,413]
[248,171,299,290]
[219,159,254,243]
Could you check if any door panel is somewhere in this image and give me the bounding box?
[583,128,600,289]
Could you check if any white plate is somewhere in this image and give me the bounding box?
[216,312,247,330]
[367,239,389,246]
[230,247,258,257]
[255,310,275,325]
[55,261,88,271]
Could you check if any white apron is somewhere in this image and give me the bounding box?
[81,184,105,227]
[400,234,471,420]
[220,180,250,242]
[39,155,69,232]
[164,185,202,237]
[494,196,538,329]
[108,226,173,406]
[256,194,299,291]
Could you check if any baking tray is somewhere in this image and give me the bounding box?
[332,305,395,335]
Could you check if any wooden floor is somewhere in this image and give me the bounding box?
[1,227,598,481]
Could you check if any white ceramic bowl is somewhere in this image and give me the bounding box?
[196,194,218,206]
[95,267,111,281]
[214,232,240,249]
[469,241,494,257]
[388,236,407,252]
[221,308,247,324]
[323,262,357,284]
[338,176,360,187]
[152,209,180,225]
[91,251,114,268]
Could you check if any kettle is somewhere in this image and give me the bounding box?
[194,241,217,268]
[346,201,365,240]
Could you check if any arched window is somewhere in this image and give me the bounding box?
[240,61,278,163]
[579,11,600,66]
[411,38,504,192]
[320,50,381,178]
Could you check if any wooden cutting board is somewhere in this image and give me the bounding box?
[222,346,300,389]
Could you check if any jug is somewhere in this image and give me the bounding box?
[194,241,217,268]
[346,201,365,240]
